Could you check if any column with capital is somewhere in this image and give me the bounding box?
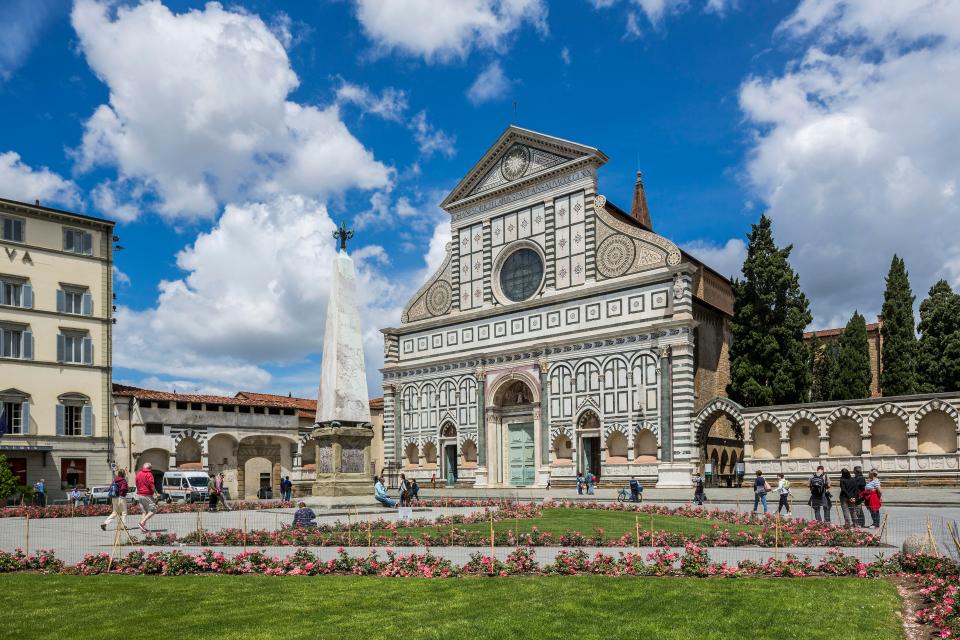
[473,367,489,487]
[382,382,400,469]
[537,357,550,474]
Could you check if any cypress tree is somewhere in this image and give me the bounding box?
[879,255,917,396]
[728,215,813,407]
[809,334,837,402]
[917,280,960,393]
[831,311,873,400]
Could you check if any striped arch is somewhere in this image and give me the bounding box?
[172,428,208,451]
[692,397,744,446]
[635,421,660,444]
[915,399,960,423]
[550,424,573,441]
[748,412,782,439]
[825,406,862,427]
[866,403,910,429]
[602,421,630,444]
[785,409,821,437]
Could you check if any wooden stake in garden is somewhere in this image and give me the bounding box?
[877,512,889,540]
[489,510,495,569]
[242,513,248,555]
[347,512,352,547]
[24,512,29,556]
[774,514,780,561]
[926,517,940,557]
[367,514,372,551]
[635,515,641,552]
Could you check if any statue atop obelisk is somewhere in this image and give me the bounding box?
[311,222,374,504]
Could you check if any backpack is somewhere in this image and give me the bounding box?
[108,481,120,498]
[810,475,825,498]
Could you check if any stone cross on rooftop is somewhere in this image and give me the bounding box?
[333,221,354,252]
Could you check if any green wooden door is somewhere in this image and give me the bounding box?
[508,423,535,486]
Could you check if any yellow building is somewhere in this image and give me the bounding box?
[0,197,114,501]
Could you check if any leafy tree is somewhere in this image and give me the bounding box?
[917,280,960,393]
[728,215,813,407]
[880,255,917,396]
[809,335,838,402]
[0,455,18,502]
[830,311,873,400]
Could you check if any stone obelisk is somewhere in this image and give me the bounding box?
[311,222,375,506]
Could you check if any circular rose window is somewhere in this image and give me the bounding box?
[499,247,544,302]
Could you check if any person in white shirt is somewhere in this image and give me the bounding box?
[774,473,792,517]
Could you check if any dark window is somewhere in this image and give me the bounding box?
[268,407,280,415]
[190,403,202,410]
[145,423,163,434]
[156,401,169,409]
[499,248,543,302]
[283,408,295,416]
[239,406,251,414]
[253,406,265,414]
[176,402,187,410]
[140,400,153,408]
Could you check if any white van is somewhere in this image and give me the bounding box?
[160,471,210,503]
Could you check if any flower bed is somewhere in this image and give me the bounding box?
[0,500,295,519]
[134,501,880,548]
[0,545,934,580]
[0,497,505,519]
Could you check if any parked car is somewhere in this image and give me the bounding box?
[88,486,112,505]
[160,471,210,503]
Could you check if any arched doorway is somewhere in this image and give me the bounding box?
[244,457,272,500]
[175,436,203,470]
[693,399,745,487]
[439,422,458,486]
[491,377,538,486]
[137,448,169,487]
[577,410,602,480]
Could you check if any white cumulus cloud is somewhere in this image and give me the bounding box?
[467,61,512,105]
[71,0,391,220]
[353,0,547,62]
[737,0,960,328]
[0,151,80,207]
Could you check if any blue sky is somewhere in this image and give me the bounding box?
[1,0,958,398]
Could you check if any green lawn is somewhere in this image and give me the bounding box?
[0,575,904,640]
[372,507,761,538]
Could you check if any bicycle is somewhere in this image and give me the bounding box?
[617,487,643,503]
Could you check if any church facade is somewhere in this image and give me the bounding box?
[380,127,734,488]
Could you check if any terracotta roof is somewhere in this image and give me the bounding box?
[114,384,384,415]
[805,323,881,340]
[113,384,281,407]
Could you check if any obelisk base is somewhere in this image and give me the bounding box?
[311,424,377,508]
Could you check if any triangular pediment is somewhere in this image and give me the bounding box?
[441,125,607,211]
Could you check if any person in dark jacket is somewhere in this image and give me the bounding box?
[838,468,859,528]
[852,466,867,527]
[398,474,410,507]
[808,466,831,522]
[100,468,129,531]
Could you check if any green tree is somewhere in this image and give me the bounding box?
[809,335,838,402]
[0,455,18,502]
[728,215,813,407]
[830,311,873,400]
[917,280,960,393]
[880,255,917,396]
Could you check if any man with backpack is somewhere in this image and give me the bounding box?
[808,465,831,522]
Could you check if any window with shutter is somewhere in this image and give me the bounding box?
[21,401,29,434]
[82,292,93,316]
[22,329,32,360]
[1,216,24,242]
[83,336,93,365]
[82,406,93,436]
[56,404,65,436]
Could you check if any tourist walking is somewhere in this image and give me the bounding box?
[207,474,219,512]
[410,479,420,504]
[838,468,860,527]
[134,462,160,533]
[692,472,706,506]
[808,465,831,523]
[861,471,882,528]
[282,476,293,502]
[852,466,867,527]
[398,474,410,507]
[774,473,791,516]
[292,501,317,528]
[587,472,596,495]
[431,473,436,490]
[100,468,129,531]
[575,472,584,495]
[374,476,396,508]
[215,472,230,511]
[752,470,770,513]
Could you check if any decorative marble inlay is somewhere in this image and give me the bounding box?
[341,446,364,474]
[318,446,333,473]
[425,280,452,316]
[596,234,636,278]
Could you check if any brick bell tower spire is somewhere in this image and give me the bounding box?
[630,171,653,231]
